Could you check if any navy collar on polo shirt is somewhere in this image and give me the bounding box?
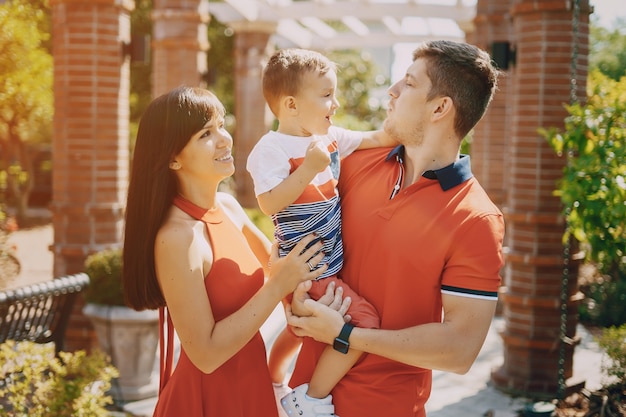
[385,145,474,191]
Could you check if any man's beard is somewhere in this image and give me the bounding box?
[383,118,424,147]
[383,118,401,144]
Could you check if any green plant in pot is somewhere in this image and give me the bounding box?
[84,247,125,306]
[82,247,159,402]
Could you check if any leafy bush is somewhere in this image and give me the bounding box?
[0,340,119,416]
[579,277,626,327]
[541,69,626,326]
[596,324,626,385]
[84,248,125,306]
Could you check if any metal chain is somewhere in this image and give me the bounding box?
[557,0,580,401]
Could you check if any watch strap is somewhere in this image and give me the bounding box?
[333,322,354,354]
[338,322,354,341]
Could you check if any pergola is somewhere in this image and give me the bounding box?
[204,0,495,208]
[49,0,591,402]
[210,0,474,49]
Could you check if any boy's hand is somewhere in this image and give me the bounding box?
[303,139,331,173]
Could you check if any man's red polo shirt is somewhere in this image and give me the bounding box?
[290,147,505,417]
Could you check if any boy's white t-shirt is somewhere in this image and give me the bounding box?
[246,126,363,197]
[247,126,364,279]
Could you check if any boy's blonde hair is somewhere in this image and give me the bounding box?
[263,48,337,117]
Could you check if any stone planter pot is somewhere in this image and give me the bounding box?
[83,304,159,402]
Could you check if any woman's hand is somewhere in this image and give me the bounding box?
[267,234,327,297]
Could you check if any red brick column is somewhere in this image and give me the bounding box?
[151,0,209,98]
[491,0,590,397]
[231,22,275,208]
[50,0,134,350]
[467,0,513,210]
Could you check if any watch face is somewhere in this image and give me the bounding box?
[333,338,349,354]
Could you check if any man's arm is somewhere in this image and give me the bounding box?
[287,290,496,374]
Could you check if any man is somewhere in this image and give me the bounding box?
[286,40,505,417]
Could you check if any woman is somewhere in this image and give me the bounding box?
[122,86,327,416]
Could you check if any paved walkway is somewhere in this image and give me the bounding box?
[6,221,608,417]
[5,216,55,289]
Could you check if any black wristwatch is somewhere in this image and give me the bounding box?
[333,323,355,354]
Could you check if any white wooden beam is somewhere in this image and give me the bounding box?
[320,31,465,49]
[382,16,403,35]
[276,19,316,48]
[300,16,337,38]
[209,0,472,51]
[272,2,475,21]
[341,16,370,36]
[223,0,259,21]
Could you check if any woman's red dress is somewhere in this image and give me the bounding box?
[152,195,278,417]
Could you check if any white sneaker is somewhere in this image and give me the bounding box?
[280,384,338,417]
[274,383,292,417]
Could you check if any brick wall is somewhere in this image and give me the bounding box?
[50,0,134,350]
[468,0,514,212]
[151,0,209,98]
[489,0,590,397]
[231,23,275,208]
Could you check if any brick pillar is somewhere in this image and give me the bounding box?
[491,0,590,398]
[467,0,514,211]
[50,0,134,350]
[151,0,209,98]
[230,22,275,208]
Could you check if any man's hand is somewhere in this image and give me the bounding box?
[286,299,347,345]
[286,279,353,345]
[290,280,352,321]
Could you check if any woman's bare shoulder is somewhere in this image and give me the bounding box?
[156,208,197,248]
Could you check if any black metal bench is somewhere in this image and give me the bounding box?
[0,273,90,354]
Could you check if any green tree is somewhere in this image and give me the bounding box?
[128,11,236,149]
[0,0,52,222]
[590,18,626,81]
[329,49,388,130]
[541,70,626,326]
[207,16,235,115]
[129,0,153,151]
